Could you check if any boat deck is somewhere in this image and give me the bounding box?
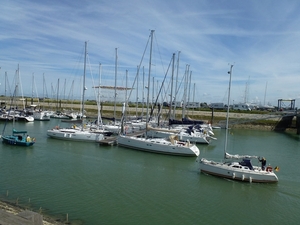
[98,131,145,146]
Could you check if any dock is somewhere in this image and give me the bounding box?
[98,137,117,145]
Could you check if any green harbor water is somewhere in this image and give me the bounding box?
[1,119,300,224]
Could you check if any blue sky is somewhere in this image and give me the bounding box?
[1,0,300,107]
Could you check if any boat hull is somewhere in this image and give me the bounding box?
[2,136,35,146]
[33,111,51,121]
[47,128,104,142]
[117,135,199,156]
[200,159,278,183]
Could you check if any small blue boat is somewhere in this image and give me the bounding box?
[1,129,36,146]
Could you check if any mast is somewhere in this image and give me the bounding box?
[17,64,25,110]
[135,65,139,119]
[169,53,175,128]
[114,48,118,123]
[192,82,195,116]
[187,70,192,116]
[31,73,34,100]
[42,73,45,100]
[5,71,7,97]
[172,51,180,119]
[224,64,234,156]
[145,30,155,136]
[42,73,49,109]
[152,76,154,111]
[81,41,87,131]
[142,66,145,119]
[56,79,59,112]
[32,73,39,107]
[97,63,102,128]
[182,64,189,119]
[125,69,128,120]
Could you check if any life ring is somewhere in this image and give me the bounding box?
[266,166,272,172]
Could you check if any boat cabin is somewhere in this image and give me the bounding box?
[239,158,253,170]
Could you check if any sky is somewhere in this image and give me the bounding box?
[1,0,300,108]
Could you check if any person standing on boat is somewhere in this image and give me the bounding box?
[259,157,266,170]
[26,135,31,142]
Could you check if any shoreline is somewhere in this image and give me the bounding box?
[0,199,66,225]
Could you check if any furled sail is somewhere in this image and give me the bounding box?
[225,152,258,159]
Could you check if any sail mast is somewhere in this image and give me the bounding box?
[97,63,103,128]
[172,51,180,119]
[145,30,155,136]
[81,41,87,131]
[114,48,118,123]
[169,53,175,128]
[224,64,233,156]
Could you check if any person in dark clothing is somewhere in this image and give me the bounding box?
[259,157,266,170]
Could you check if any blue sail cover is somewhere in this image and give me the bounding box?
[12,129,27,134]
[240,158,253,170]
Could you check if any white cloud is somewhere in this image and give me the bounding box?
[1,0,300,107]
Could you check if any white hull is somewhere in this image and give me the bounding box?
[199,158,278,183]
[103,124,120,134]
[33,111,51,121]
[129,121,147,130]
[15,115,34,122]
[50,114,69,119]
[117,135,200,156]
[47,128,104,142]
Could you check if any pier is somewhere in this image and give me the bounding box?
[98,137,117,145]
[273,112,300,134]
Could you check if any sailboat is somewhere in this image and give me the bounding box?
[12,65,34,122]
[199,65,278,183]
[1,129,36,146]
[117,30,200,157]
[47,42,107,142]
[31,74,51,121]
[1,85,36,146]
[144,53,215,144]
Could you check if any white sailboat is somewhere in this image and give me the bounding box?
[143,53,214,144]
[13,65,34,122]
[199,65,278,183]
[31,74,51,121]
[117,30,200,157]
[47,42,105,142]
